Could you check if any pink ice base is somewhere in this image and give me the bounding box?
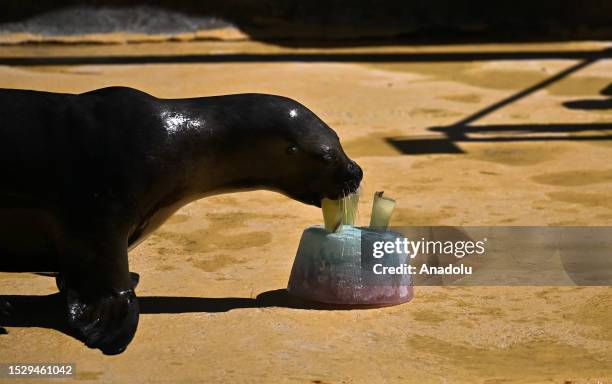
[287,282,414,306]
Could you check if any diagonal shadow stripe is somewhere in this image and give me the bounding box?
[430,122,612,134]
[0,49,610,66]
[388,122,612,154]
[449,52,606,130]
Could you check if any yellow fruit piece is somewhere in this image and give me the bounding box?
[369,191,396,229]
[321,192,360,233]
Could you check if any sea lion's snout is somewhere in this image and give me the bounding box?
[250,95,364,207]
[278,143,363,207]
[330,159,363,200]
[345,160,363,190]
[295,135,363,206]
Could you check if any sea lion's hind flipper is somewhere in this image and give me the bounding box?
[60,229,139,355]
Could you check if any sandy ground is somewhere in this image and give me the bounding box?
[1,40,612,383]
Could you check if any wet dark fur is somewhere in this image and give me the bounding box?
[0,87,362,354]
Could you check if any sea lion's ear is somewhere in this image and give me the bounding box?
[286,146,299,155]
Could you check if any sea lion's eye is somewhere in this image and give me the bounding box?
[286,146,299,155]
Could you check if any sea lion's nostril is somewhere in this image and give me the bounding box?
[346,161,363,182]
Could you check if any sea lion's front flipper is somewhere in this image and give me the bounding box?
[66,289,138,355]
[60,228,139,355]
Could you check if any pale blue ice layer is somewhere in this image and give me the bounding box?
[287,225,412,304]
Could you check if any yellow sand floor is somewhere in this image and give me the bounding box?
[1,40,612,383]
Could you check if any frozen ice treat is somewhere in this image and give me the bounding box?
[287,192,413,306]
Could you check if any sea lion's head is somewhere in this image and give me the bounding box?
[219,94,363,207]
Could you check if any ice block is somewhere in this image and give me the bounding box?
[287,225,413,306]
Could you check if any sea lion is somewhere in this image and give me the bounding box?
[0,86,362,354]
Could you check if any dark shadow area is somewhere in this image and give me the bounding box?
[0,294,77,339]
[452,52,607,128]
[386,137,464,155]
[563,82,612,111]
[430,122,612,136]
[563,99,612,110]
[1,1,612,47]
[1,49,610,66]
[385,49,612,155]
[389,123,612,154]
[0,289,374,347]
[140,290,378,313]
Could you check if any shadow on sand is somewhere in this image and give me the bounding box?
[0,50,609,66]
[563,83,612,111]
[0,289,372,345]
[386,52,612,155]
